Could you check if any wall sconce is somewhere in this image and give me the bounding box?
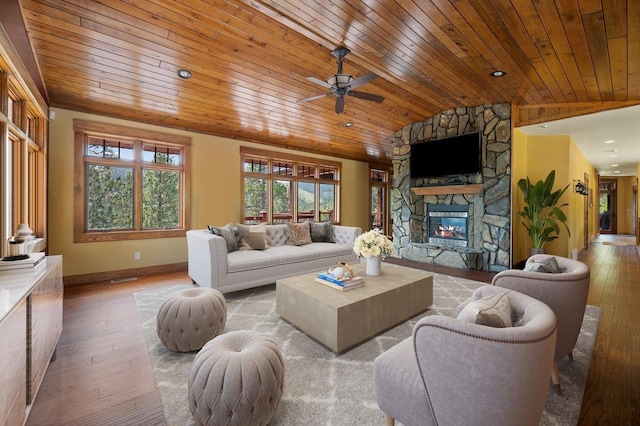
[574,180,589,196]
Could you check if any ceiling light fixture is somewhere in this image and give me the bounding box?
[609,154,618,158]
[614,170,621,174]
[611,164,619,167]
[540,124,549,128]
[490,70,507,77]
[344,121,353,127]
[604,140,615,144]
[177,69,192,79]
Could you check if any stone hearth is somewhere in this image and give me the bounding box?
[392,104,511,272]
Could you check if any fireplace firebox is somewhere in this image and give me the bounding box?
[427,204,469,247]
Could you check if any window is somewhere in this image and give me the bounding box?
[74,120,191,242]
[241,147,340,224]
[1,65,47,257]
[370,168,391,234]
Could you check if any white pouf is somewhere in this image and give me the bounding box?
[188,330,284,426]
[156,287,226,352]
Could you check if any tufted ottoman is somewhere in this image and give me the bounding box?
[156,287,227,352]
[188,330,285,426]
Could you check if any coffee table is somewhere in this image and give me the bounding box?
[276,262,433,353]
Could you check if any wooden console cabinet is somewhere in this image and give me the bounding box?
[0,256,63,425]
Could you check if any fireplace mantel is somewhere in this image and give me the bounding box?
[411,184,483,196]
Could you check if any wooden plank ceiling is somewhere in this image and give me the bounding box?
[17,0,639,164]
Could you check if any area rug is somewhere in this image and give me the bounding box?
[134,273,601,426]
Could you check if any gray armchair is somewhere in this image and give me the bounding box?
[491,254,590,392]
[372,286,557,426]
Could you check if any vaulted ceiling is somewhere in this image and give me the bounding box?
[12,0,640,164]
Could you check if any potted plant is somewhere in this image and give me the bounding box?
[517,170,570,254]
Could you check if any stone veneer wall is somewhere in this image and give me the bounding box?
[392,104,511,272]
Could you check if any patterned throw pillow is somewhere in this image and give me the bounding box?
[287,221,312,246]
[310,221,333,242]
[457,292,513,328]
[524,256,561,273]
[207,223,238,253]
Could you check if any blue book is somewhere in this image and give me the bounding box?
[317,272,364,286]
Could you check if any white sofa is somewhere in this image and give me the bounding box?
[186,224,362,293]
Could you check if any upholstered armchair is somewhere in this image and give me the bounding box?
[372,286,557,426]
[491,254,590,393]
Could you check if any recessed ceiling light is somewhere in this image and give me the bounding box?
[540,124,549,128]
[604,140,615,144]
[614,170,621,173]
[611,164,619,167]
[609,154,618,158]
[344,122,353,127]
[490,70,506,77]
[177,69,192,79]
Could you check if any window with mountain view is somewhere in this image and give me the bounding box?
[241,147,340,224]
[74,121,191,242]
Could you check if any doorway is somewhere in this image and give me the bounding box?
[599,178,617,234]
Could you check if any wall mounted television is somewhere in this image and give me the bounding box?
[410,132,482,178]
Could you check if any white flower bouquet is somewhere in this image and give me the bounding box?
[353,229,394,259]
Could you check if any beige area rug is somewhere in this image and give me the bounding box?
[135,273,601,426]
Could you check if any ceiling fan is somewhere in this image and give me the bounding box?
[297,46,385,114]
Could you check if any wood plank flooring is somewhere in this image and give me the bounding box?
[27,240,639,425]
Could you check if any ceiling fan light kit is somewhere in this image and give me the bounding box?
[298,46,385,114]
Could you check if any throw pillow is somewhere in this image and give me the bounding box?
[239,232,270,250]
[207,223,238,253]
[457,292,513,328]
[236,223,269,249]
[287,221,312,245]
[524,256,561,273]
[310,221,333,242]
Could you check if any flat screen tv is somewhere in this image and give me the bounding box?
[410,132,481,178]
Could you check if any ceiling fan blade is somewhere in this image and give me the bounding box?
[297,93,332,103]
[335,96,345,114]
[349,72,378,90]
[306,76,333,88]
[347,90,385,103]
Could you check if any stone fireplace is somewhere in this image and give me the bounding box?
[391,104,512,272]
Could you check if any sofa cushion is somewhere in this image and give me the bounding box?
[264,245,319,264]
[287,222,312,245]
[457,292,513,328]
[310,221,334,243]
[303,242,357,259]
[227,250,279,273]
[208,223,238,253]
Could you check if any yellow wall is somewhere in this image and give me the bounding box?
[511,129,529,263]
[511,132,597,263]
[49,108,370,277]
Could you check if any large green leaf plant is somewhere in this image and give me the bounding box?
[517,170,571,250]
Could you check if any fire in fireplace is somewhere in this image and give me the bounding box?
[427,204,469,247]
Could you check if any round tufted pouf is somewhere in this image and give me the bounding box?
[156,287,227,352]
[188,330,285,426]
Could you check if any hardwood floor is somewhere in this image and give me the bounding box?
[27,240,639,425]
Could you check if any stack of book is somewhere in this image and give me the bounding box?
[315,272,365,291]
[0,252,47,283]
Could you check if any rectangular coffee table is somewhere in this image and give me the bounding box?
[276,262,433,353]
